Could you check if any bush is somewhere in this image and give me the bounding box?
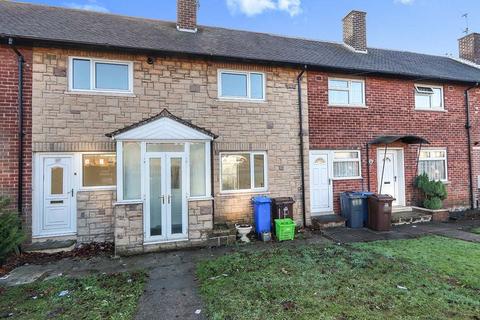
[0,197,26,263]
[415,173,447,210]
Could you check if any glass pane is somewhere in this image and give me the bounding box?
[51,167,64,195]
[250,73,264,99]
[82,154,116,187]
[95,62,129,90]
[123,142,141,200]
[254,154,265,188]
[72,59,90,90]
[146,143,184,152]
[419,160,446,180]
[350,81,364,105]
[333,161,360,178]
[328,79,349,89]
[190,143,206,197]
[149,158,162,236]
[329,90,349,105]
[432,88,442,108]
[415,94,430,109]
[170,158,183,234]
[221,154,251,191]
[221,73,247,97]
[334,152,358,159]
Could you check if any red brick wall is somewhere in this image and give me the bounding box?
[0,44,32,236]
[308,71,479,214]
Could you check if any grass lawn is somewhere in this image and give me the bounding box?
[197,236,480,320]
[0,272,146,319]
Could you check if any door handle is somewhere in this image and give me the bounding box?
[71,188,74,197]
[160,195,165,204]
[168,195,171,204]
[394,176,397,182]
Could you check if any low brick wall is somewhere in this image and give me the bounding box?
[77,190,115,243]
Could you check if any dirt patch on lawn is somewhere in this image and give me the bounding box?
[0,242,113,277]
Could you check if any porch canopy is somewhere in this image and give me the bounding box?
[366,135,430,193]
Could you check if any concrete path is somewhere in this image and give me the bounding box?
[322,220,480,244]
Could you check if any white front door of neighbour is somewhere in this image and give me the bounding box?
[38,156,76,236]
[145,153,187,242]
[377,150,400,206]
[310,152,333,214]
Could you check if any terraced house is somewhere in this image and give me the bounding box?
[1,0,480,254]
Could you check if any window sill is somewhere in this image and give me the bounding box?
[217,97,266,104]
[328,104,367,109]
[188,197,214,202]
[332,177,363,181]
[414,108,447,113]
[113,200,143,206]
[65,90,136,98]
[219,190,270,197]
[78,186,116,192]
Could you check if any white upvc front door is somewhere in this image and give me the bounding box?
[377,149,405,206]
[35,155,76,237]
[310,152,333,215]
[144,152,188,243]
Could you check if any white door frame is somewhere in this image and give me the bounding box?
[309,151,334,216]
[376,148,406,206]
[33,153,77,238]
[144,152,188,243]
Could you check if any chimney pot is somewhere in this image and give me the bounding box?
[177,0,197,32]
[459,33,480,64]
[343,10,367,53]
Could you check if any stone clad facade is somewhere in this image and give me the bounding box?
[30,47,310,252]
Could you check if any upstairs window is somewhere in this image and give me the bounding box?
[418,149,447,181]
[328,78,365,107]
[218,71,265,100]
[415,84,443,110]
[69,57,133,93]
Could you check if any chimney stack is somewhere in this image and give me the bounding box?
[177,0,197,33]
[343,10,367,53]
[459,33,480,65]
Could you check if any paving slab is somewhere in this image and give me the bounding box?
[431,229,480,243]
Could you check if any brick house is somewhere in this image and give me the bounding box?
[1,1,480,254]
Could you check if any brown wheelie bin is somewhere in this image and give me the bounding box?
[367,194,394,231]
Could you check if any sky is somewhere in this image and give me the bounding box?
[21,0,480,57]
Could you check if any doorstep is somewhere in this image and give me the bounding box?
[311,215,346,229]
[22,239,77,254]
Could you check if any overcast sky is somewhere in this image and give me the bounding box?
[23,0,480,56]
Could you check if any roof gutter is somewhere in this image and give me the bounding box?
[465,83,479,210]
[297,66,307,227]
[8,37,25,216]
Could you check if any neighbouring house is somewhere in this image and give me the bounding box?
[1,1,480,255]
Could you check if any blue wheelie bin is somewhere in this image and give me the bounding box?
[252,196,272,235]
[359,192,374,226]
[340,192,364,229]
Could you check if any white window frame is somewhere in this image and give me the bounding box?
[78,152,117,191]
[332,150,362,180]
[219,151,268,194]
[328,77,366,107]
[414,84,444,111]
[68,57,134,94]
[218,70,266,101]
[418,148,448,182]
[116,141,212,203]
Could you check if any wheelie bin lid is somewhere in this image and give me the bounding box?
[342,191,366,199]
[252,196,271,204]
[368,194,395,201]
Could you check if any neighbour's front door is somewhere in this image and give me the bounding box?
[377,150,399,205]
[39,156,76,236]
[145,153,187,242]
[310,153,333,214]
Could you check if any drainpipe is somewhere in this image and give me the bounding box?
[366,143,371,191]
[8,38,25,215]
[297,66,307,227]
[210,140,215,225]
[465,83,479,210]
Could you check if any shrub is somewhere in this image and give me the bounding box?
[414,173,447,210]
[0,197,26,263]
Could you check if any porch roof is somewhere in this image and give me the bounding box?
[368,135,430,145]
[105,109,218,140]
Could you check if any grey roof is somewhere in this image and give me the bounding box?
[105,109,218,138]
[2,1,480,83]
